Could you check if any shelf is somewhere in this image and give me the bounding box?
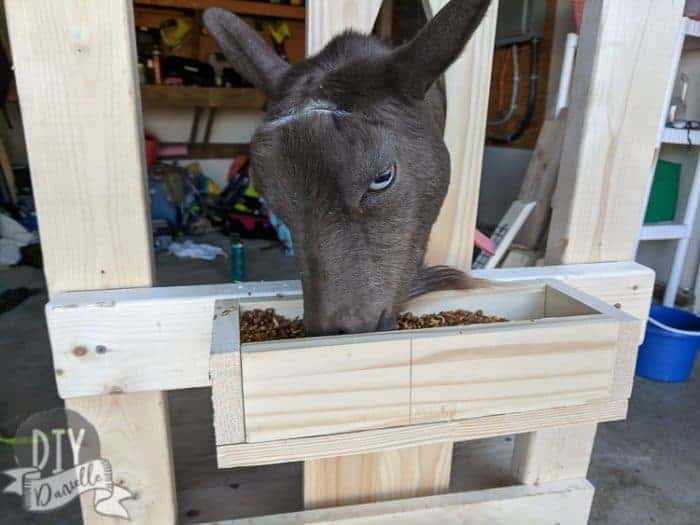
[159,142,250,159]
[134,0,306,20]
[140,85,266,110]
[661,127,700,145]
[639,223,689,241]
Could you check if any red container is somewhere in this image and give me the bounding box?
[145,131,159,167]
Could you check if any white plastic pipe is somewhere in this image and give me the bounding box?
[555,33,579,117]
[648,317,700,337]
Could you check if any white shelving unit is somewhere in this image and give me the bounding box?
[637,17,700,307]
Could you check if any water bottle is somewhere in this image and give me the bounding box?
[230,233,245,282]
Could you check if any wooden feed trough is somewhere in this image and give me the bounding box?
[210,281,639,456]
[6,0,686,523]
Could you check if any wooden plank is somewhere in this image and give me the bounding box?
[472,201,536,270]
[210,299,245,446]
[5,1,177,524]
[473,262,654,326]
[135,0,306,20]
[425,0,499,270]
[512,423,597,484]
[306,0,384,55]
[304,0,434,508]
[410,319,618,425]
[514,112,568,250]
[68,392,177,524]
[205,479,594,525]
[45,262,653,399]
[545,0,686,264]
[207,283,633,448]
[141,85,266,110]
[303,444,452,509]
[216,400,627,468]
[7,0,154,294]
[242,338,411,442]
[528,4,678,492]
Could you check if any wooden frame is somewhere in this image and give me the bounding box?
[45,262,652,399]
[6,0,683,523]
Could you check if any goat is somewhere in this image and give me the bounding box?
[204,0,493,336]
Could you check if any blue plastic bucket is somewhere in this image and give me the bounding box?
[636,305,700,382]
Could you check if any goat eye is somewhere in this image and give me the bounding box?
[369,166,395,192]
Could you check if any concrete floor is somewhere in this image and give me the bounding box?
[1,234,698,524]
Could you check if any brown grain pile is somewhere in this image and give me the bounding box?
[240,308,507,343]
[397,309,506,330]
[240,309,306,343]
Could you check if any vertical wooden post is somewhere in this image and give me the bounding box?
[515,0,685,506]
[424,0,499,270]
[545,0,686,265]
[306,0,384,55]
[6,1,177,524]
[304,0,447,510]
[303,0,498,510]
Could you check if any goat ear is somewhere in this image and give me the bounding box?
[203,8,288,95]
[391,0,493,97]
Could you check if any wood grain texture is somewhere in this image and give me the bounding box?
[210,300,245,447]
[5,2,177,523]
[304,443,452,509]
[514,112,568,250]
[306,0,384,55]
[473,262,654,327]
[207,479,594,525]
[216,400,627,468]
[242,338,411,442]
[546,0,686,264]
[410,320,618,425]
[6,0,154,296]
[512,423,597,484]
[425,0,499,270]
[65,392,177,524]
[305,0,439,508]
[45,263,652,399]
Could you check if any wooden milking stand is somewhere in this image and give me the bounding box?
[5,0,685,523]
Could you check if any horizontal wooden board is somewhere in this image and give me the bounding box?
[216,400,627,468]
[410,320,619,424]
[45,262,652,399]
[242,338,411,442]
[208,479,594,525]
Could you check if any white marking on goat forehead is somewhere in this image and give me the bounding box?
[265,99,350,128]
